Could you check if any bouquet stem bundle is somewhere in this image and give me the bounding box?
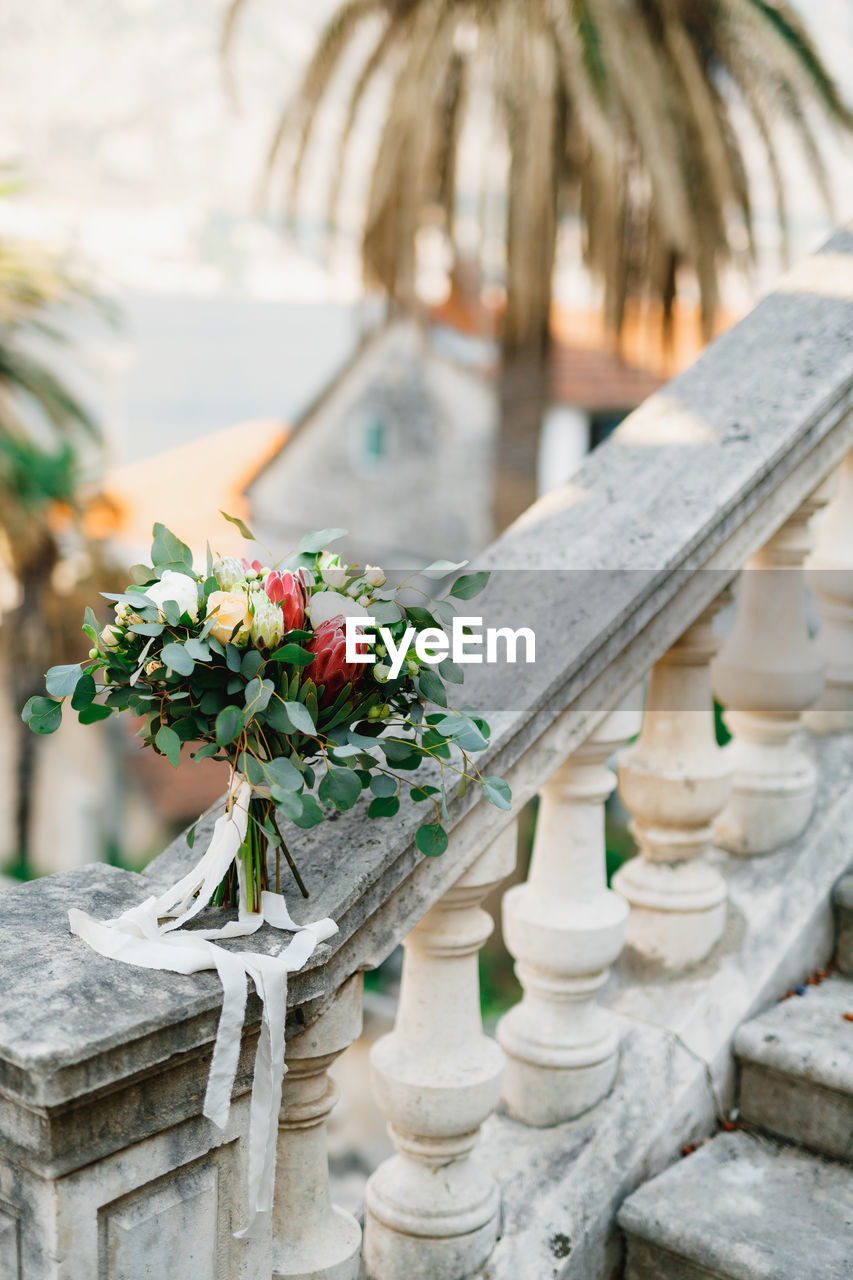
[214,792,308,911]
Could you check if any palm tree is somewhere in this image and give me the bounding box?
[0,220,100,872]
[226,0,852,530]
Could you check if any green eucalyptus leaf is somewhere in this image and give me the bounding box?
[265,757,304,792]
[162,599,181,627]
[416,669,447,707]
[482,776,512,810]
[128,622,164,637]
[318,766,361,811]
[415,822,449,857]
[297,527,347,554]
[151,523,193,570]
[155,724,181,767]
[219,510,256,540]
[448,571,489,600]
[161,643,194,676]
[78,703,113,725]
[22,695,62,734]
[289,793,325,829]
[371,600,402,626]
[279,700,316,735]
[70,674,97,711]
[82,605,100,644]
[215,705,244,746]
[269,643,314,666]
[368,796,400,819]
[438,657,464,685]
[184,638,211,662]
[241,649,265,680]
[410,784,439,802]
[45,664,83,697]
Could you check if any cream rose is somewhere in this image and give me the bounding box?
[206,590,252,646]
[145,570,200,622]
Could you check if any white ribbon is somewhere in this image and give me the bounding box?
[68,774,337,1237]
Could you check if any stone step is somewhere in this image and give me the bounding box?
[618,1130,853,1280]
[835,873,853,976]
[734,975,853,1161]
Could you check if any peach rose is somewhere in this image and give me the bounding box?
[206,590,252,647]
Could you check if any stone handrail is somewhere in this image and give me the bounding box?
[1,227,852,1280]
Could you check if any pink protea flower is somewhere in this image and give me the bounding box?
[263,570,305,633]
[306,616,362,705]
[241,557,264,575]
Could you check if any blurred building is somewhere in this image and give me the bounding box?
[248,321,495,566]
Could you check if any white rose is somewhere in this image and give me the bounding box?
[145,571,200,622]
[363,565,386,588]
[318,551,349,589]
[307,590,369,629]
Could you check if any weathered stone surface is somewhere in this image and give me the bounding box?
[0,1095,269,1280]
[735,975,853,1160]
[618,1130,853,1280]
[835,873,853,976]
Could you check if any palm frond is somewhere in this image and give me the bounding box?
[227,0,853,349]
[327,11,411,232]
[264,0,380,220]
[747,0,853,127]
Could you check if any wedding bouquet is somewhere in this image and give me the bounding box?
[20,516,511,1233]
[24,515,510,904]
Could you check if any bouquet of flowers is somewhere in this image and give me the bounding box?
[24,515,510,904]
[22,516,511,1232]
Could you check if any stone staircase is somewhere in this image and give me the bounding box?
[618,872,853,1280]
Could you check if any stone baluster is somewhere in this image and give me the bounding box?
[711,484,831,855]
[806,452,853,732]
[614,602,732,969]
[363,826,516,1280]
[273,974,363,1280]
[496,705,640,1127]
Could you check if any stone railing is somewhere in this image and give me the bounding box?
[1,228,853,1280]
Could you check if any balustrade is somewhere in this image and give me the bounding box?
[712,484,831,855]
[272,974,363,1280]
[615,601,731,968]
[806,451,853,733]
[1,233,852,1280]
[497,706,639,1125]
[363,827,516,1280]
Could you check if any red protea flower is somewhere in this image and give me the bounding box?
[306,616,362,704]
[263,570,305,632]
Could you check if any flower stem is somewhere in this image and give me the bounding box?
[271,814,309,899]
